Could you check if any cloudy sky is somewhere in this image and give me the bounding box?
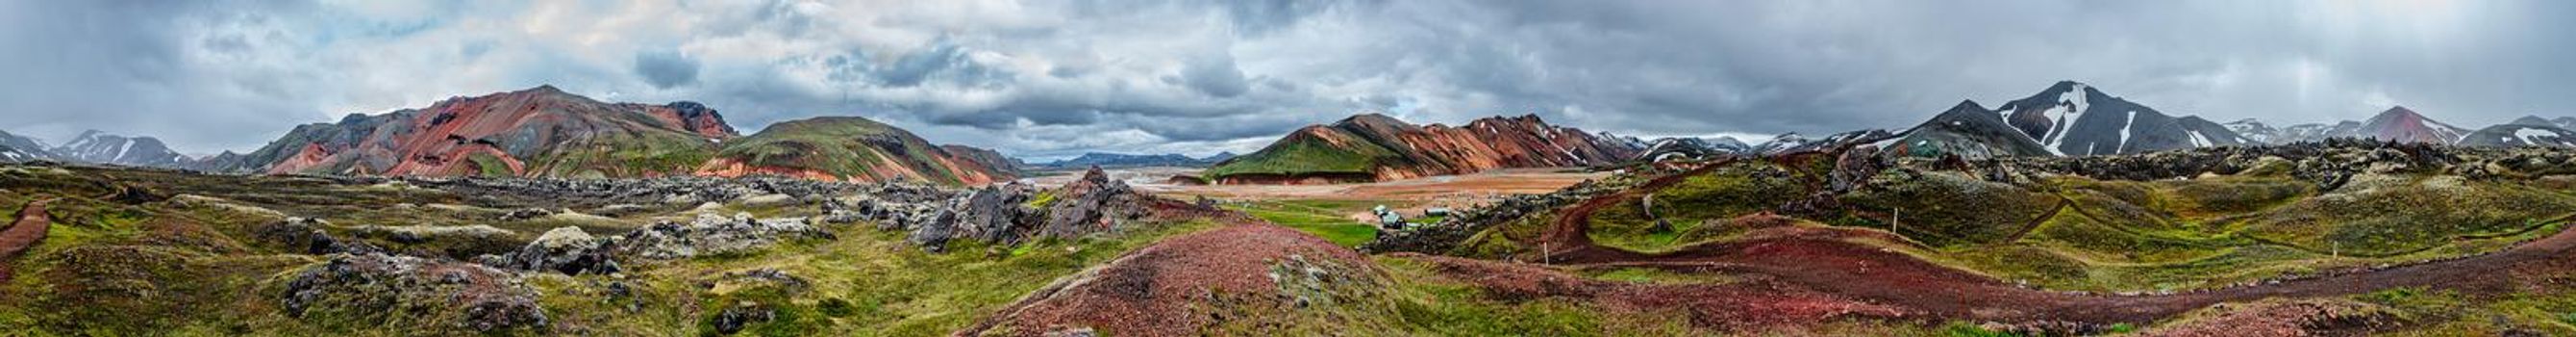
[4,0,2570,160]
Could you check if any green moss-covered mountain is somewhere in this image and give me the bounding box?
[699,117,1013,185]
[1205,114,1639,184]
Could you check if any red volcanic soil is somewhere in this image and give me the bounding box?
[962,223,1371,337]
[0,199,54,282]
[1496,157,2576,330]
[1397,253,1910,331]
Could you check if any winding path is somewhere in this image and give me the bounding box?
[0,198,56,282]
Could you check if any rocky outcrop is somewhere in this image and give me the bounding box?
[281,252,548,333]
[485,226,620,274]
[486,212,834,274]
[844,168,1202,252]
[941,144,1026,174]
[616,213,834,259]
[1206,114,1641,184]
[252,218,382,255]
[906,184,1039,250]
[646,101,738,140]
[1363,179,1623,255]
[1037,168,1150,239]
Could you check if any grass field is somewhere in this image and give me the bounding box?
[1223,199,1413,246]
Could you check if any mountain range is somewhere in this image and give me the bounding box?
[0,129,194,168]
[1201,114,1640,184]
[0,86,1015,185]
[9,81,2576,185]
[1641,81,2575,162]
[1033,152,1236,169]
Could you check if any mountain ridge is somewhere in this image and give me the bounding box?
[1204,113,1640,184]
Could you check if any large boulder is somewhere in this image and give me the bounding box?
[253,218,380,255]
[1037,168,1147,239]
[483,226,621,274]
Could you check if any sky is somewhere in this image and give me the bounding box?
[3,0,2571,161]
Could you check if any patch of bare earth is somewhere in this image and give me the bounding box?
[2138,298,2398,337]
[0,199,53,281]
[1395,252,1910,332]
[961,223,1378,337]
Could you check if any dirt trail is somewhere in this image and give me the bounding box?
[1516,161,2576,325]
[962,222,1375,336]
[0,198,55,282]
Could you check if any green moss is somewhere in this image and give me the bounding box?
[1586,163,1809,252]
[1369,257,1696,336]
[1022,190,1058,209]
[1839,170,2060,247]
[2241,176,2576,256]
[1579,267,1735,285]
[1940,322,2023,337]
[1225,200,1388,247]
[468,153,513,177]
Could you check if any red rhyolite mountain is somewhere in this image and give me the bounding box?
[212,86,1015,184]
[1204,114,1641,184]
[2343,106,2468,144]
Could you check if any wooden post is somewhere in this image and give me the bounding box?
[1541,243,1551,266]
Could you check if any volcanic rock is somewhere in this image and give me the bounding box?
[1038,168,1148,239]
[617,213,834,259]
[485,226,621,275]
[281,252,548,333]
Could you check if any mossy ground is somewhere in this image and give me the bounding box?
[1473,160,2576,293]
[1224,199,1402,247]
[0,165,1215,335]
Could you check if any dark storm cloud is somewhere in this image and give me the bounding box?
[5,0,2572,161]
[1179,54,1251,98]
[633,49,702,89]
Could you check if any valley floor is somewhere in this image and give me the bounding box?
[3,144,2575,336]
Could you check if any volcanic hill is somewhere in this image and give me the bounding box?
[207,86,1013,185]
[697,117,1014,185]
[1203,114,1640,184]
